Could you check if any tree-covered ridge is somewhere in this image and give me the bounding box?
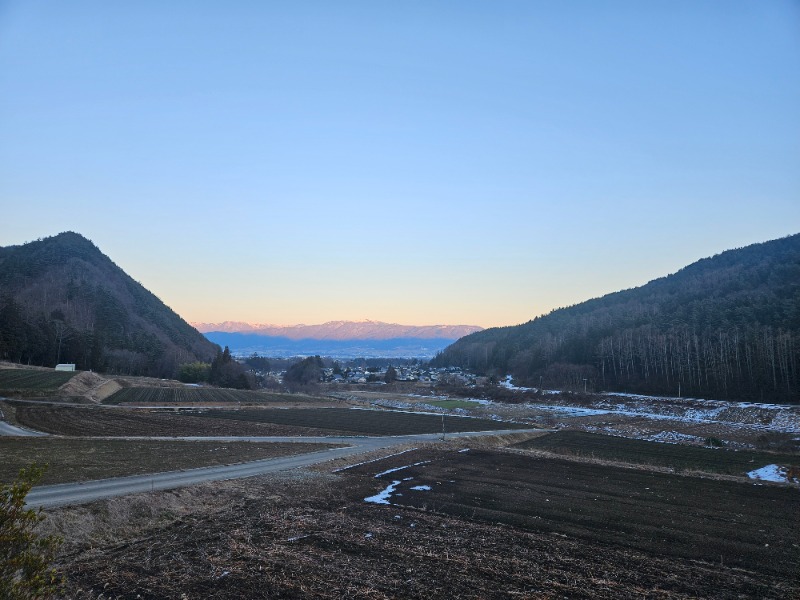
[432,234,800,403]
[0,232,218,377]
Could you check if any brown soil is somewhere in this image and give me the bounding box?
[12,404,361,437]
[54,448,798,599]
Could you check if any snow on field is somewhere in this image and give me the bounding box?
[747,465,796,484]
[368,400,476,418]
[374,461,431,478]
[533,405,611,417]
[332,448,418,473]
[364,480,401,505]
[570,394,800,434]
[410,485,431,491]
[500,375,560,394]
[643,431,705,445]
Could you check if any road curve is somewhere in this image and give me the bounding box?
[0,421,49,436]
[0,402,49,436]
[25,429,538,509]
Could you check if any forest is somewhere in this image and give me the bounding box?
[433,234,800,403]
[0,232,217,377]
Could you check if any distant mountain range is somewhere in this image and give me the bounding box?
[0,232,218,377]
[193,320,482,340]
[434,234,800,403]
[195,321,483,359]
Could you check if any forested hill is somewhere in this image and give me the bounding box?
[0,232,218,377]
[432,234,800,403]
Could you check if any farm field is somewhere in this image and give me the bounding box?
[8,403,359,437]
[103,386,325,405]
[0,367,75,392]
[199,407,531,435]
[515,431,800,477]
[346,447,799,587]
[425,398,482,409]
[0,438,341,485]
[55,445,799,599]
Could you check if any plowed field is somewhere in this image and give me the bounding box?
[516,430,800,476]
[11,404,358,437]
[199,407,530,435]
[104,387,306,404]
[58,446,799,599]
[0,368,75,391]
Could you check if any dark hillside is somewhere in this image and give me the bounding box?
[0,232,218,377]
[433,234,800,403]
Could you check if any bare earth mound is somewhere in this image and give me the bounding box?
[57,371,121,402]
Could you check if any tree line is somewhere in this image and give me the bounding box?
[433,234,800,403]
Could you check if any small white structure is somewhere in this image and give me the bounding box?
[55,364,76,372]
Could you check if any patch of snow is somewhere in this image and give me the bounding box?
[747,465,792,484]
[458,448,470,453]
[410,485,431,491]
[499,375,534,392]
[750,464,794,482]
[364,480,401,505]
[532,405,611,417]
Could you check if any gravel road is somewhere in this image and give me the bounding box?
[25,429,538,509]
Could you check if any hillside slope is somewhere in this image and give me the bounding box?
[0,232,218,377]
[432,234,800,403]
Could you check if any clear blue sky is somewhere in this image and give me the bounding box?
[1,1,798,328]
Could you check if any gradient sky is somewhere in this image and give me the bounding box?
[1,1,798,328]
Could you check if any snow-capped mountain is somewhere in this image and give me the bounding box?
[192,320,483,341]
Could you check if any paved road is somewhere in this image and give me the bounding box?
[0,421,49,436]
[0,403,48,436]
[25,429,538,509]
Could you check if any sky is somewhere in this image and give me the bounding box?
[1,1,798,329]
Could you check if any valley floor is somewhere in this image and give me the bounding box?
[1,376,796,598]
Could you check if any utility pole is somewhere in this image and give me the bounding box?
[583,378,588,393]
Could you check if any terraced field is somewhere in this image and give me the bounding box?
[11,404,358,437]
[0,368,75,391]
[515,431,800,476]
[199,407,530,435]
[104,387,319,405]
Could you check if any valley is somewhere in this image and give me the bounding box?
[1,233,798,598]
[1,364,798,598]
